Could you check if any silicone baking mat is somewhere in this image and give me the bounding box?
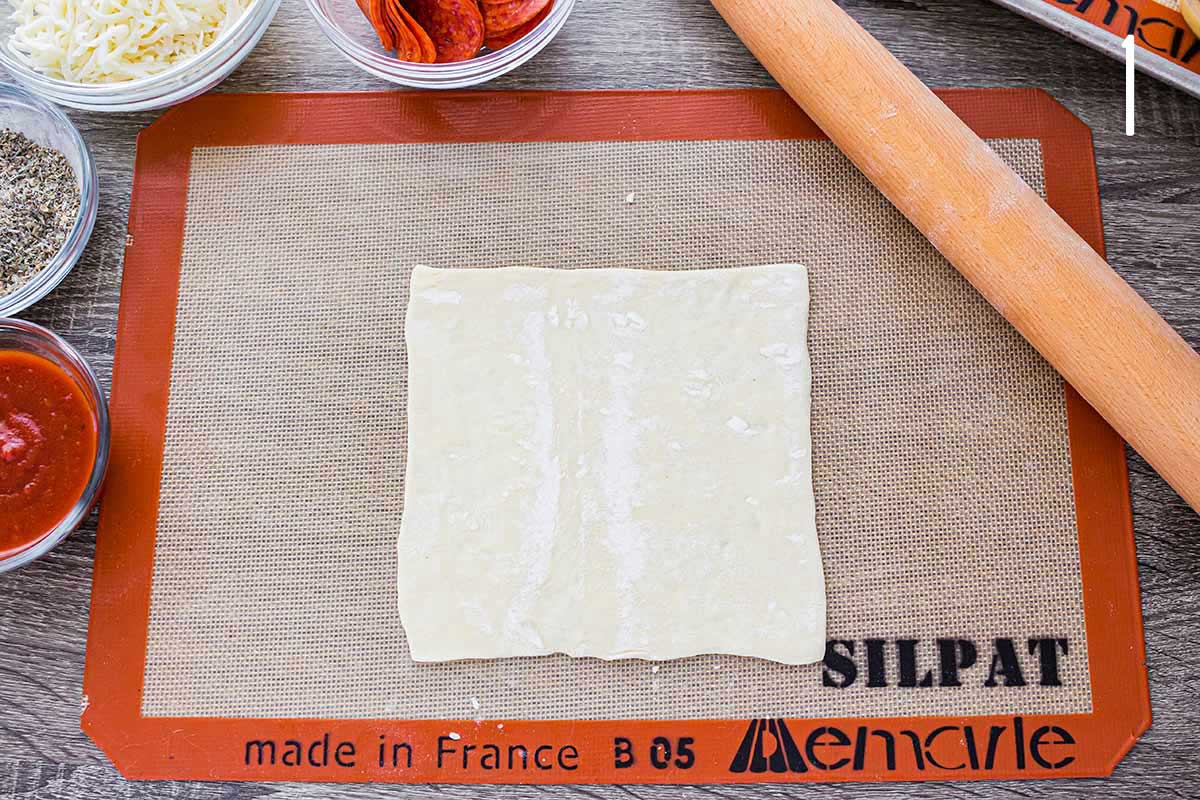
[84,89,1148,784]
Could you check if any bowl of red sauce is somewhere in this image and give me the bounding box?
[0,318,108,573]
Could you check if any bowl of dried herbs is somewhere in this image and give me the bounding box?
[0,83,97,316]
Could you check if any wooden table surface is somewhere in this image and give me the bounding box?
[2,0,1198,797]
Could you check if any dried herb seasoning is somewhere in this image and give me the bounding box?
[0,129,80,297]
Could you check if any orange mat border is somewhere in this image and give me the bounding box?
[82,88,1148,784]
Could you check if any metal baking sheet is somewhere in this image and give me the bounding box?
[990,0,1200,100]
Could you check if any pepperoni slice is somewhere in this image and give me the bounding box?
[481,0,551,35]
[357,0,436,61]
[483,0,552,49]
[356,0,394,50]
[392,9,421,60]
[389,0,437,62]
[403,0,485,62]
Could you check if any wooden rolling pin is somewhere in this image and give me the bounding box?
[711,0,1200,512]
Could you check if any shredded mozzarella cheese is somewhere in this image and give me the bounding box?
[7,0,252,83]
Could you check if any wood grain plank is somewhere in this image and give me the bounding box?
[1,0,1198,796]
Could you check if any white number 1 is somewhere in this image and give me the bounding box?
[1123,35,1136,136]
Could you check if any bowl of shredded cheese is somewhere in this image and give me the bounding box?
[0,0,281,111]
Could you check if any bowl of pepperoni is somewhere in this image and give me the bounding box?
[306,0,574,87]
[0,318,108,573]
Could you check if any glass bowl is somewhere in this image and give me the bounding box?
[0,83,97,317]
[0,0,282,112]
[306,0,574,88]
[0,318,109,574]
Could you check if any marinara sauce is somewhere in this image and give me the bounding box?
[0,350,98,558]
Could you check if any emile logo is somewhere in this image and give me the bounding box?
[727,717,1078,774]
[729,719,806,774]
